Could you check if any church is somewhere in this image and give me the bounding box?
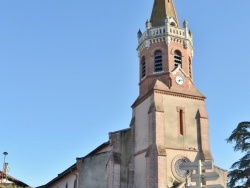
[40,0,227,187]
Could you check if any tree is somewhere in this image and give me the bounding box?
[226,121,250,188]
[1,186,30,188]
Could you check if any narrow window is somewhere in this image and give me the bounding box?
[74,179,77,188]
[189,57,192,78]
[179,110,184,135]
[154,51,163,72]
[141,57,146,78]
[65,183,68,188]
[174,50,182,68]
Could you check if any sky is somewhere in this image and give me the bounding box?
[0,0,250,187]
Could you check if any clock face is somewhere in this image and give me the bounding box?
[174,158,192,178]
[175,76,184,85]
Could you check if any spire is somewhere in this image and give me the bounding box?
[150,0,179,27]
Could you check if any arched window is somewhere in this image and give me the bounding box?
[141,56,146,78]
[154,50,163,72]
[174,50,182,68]
[65,183,68,188]
[74,179,77,188]
[170,22,176,26]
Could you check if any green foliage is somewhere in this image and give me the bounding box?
[168,176,182,188]
[0,183,30,188]
[227,121,250,188]
[1,185,22,188]
[1,186,30,188]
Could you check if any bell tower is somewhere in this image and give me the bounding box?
[129,0,226,187]
[137,0,196,97]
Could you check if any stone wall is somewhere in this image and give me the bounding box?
[78,152,111,188]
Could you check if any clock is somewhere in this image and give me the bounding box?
[174,157,192,179]
[171,156,192,180]
[175,76,184,85]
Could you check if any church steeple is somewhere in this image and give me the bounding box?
[130,1,228,187]
[150,0,179,27]
[136,0,194,98]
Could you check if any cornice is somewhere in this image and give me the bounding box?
[133,146,199,158]
[132,87,205,109]
[137,24,193,53]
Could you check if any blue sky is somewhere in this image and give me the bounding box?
[0,0,250,187]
